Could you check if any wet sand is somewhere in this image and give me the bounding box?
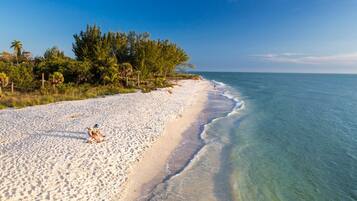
[120,87,236,201]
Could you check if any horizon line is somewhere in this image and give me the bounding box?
[190,70,357,75]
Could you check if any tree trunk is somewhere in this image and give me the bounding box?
[126,77,129,87]
[137,73,140,87]
[11,82,14,93]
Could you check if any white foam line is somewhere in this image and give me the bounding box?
[162,80,245,181]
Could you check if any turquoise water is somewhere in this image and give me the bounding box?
[204,72,357,201]
[150,72,357,201]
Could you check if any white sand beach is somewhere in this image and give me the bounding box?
[0,79,211,201]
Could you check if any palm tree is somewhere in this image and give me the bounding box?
[10,40,23,64]
[119,63,133,87]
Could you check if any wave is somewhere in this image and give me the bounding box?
[213,80,245,116]
[146,80,245,200]
[167,80,244,178]
[212,80,227,87]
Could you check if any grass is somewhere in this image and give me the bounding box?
[168,73,201,80]
[0,73,200,110]
[0,84,136,109]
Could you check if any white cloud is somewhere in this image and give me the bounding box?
[254,52,357,65]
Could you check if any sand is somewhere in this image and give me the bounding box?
[0,79,210,201]
[120,82,209,201]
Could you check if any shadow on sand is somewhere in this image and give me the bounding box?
[35,130,87,140]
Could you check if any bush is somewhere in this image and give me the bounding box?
[0,62,36,91]
[49,72,64,86]
[0,72,9,89]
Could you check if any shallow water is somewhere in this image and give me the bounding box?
[140,89,234,201]
[149,73,357,201]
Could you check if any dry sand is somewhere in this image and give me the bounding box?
[0,79,211,201]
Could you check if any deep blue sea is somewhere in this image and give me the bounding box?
[150,72,357,201]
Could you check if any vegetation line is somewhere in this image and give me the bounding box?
[0,25,199,109]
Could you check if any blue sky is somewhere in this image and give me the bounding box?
[1,0,357,73]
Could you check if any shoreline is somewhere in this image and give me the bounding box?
[125,81,238,201]
[119,81,211,201]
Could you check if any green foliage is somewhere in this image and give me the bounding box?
[59,60,92,83]
[168,72,201,80]
[154,77,167,88]
[49,72,64,86]
[73,25,119,84]
[0,72,9,96]
[37,58,92,84]
[118,62,133,86]
[72,25,191,83]
[10,40,22,58]
[0,72,9,87]
[118,62,133,77]
[73,25,103,61]
[0,62,36,90]
[0,24,195,109]
[44,46,66,60]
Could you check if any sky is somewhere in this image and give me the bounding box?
[1,0,357,73]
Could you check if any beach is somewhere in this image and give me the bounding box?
[120,81,209,201]
[0,79,211,201]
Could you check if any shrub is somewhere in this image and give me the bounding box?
[0,72,9,96]
[49,72,64,87]
[0,72,9,87]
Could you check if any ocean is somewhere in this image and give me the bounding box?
[149,72,357,201]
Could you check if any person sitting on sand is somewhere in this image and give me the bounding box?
[86,124,105,143]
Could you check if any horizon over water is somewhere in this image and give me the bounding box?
[150,72,357,201]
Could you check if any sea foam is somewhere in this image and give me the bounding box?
[213,80,245,116]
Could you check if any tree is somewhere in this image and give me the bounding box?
[5,64,35,90]
[72,25,102,61]
[59,60,92,84]
[111,32,128,63]
[0,72,9,95]
[72,24,191,83]
[159,40,189,77]
[10,40,23,64]
[73,25,119,84]
[0,51,13,63]
[176,63,195,73]
[44,46,65,60]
